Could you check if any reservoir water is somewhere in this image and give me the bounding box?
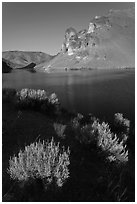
[2,69,135,123]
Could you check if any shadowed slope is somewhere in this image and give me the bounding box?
[2,51,54,69]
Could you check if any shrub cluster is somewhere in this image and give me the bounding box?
[16,88,60,114]
[72,113,128,164]
[7,138,70,188]
[93,121,128,164]
[72,114,99,144]
[2,88,60,115]
[114,113,130,133]
[71,113,84,128]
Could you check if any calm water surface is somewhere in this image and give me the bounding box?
[3,69,135,123]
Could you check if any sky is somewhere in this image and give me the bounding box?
[2,2,134,55]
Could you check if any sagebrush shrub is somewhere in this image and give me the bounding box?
[16,88,60,113]
[48,93,60,105]
[73,123,97,144]
[114,113,130,134]
[72,115,98,144]
[53,123,66,139]
[71,113,84,128]
[71,114,128,164]
[93,121,128,164]
[7,138,70,187]
[17,89,48,100]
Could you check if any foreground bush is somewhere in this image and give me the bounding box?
[114,113,130,134]
[7,138,70,188]
[93,121,128,164]
[2,88,60,115]
[71,113,128,164]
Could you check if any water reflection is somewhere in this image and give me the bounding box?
[2,69,135,123]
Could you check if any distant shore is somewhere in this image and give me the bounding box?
[40,66,135,73]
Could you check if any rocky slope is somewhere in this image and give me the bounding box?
[2,51,54,70]
[36,7,134,71]
[2,59,13,73]
[2,7,134,72]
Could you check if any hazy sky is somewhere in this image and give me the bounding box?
[2,2,134,55]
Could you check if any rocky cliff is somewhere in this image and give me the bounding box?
[36,7,134,71]
[3,7,135,72]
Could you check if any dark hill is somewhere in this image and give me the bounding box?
[2,59,12,73]
[2,51,54,69]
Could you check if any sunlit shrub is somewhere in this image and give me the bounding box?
[7,138,70,188]
[16,88,60,114]
[94,122,128,164]
[71,114,128,164]
[49,93,60,105]
[53,123,66,139]
[114,113,130,134]
[16,88,47,108]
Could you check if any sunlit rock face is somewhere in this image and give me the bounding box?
[62,27,86,56]
[61,43,67,53]
[61,14,113,56]
[68,46,74,55]
[58,7,134,70]
[65,27,77,40]
[87,22,96,33]
[61,21,97,56]
[77,29,88,49]
[63,27,78,55]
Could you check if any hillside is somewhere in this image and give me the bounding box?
[35,7,134,71]
[2,58,13,73]
[2,51,54,70]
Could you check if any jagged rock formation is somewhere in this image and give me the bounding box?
[36,7,134,71]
